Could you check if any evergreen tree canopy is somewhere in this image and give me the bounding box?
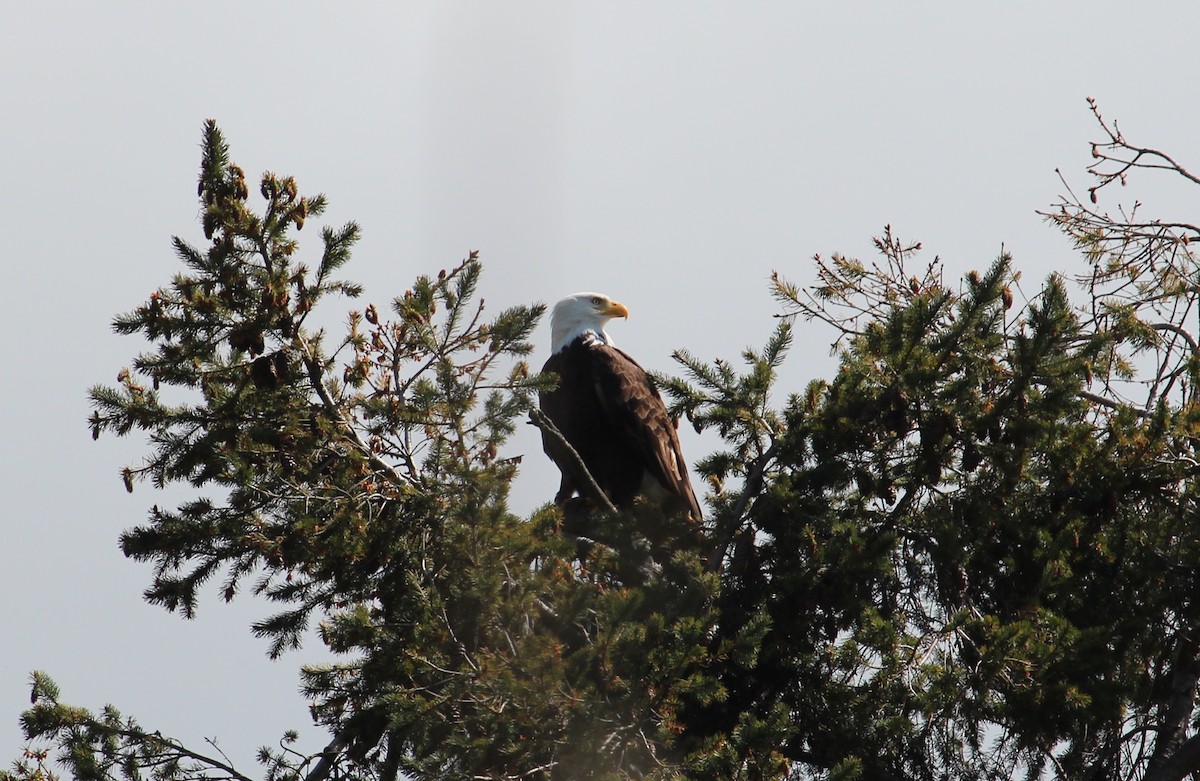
[10,104,1200,780]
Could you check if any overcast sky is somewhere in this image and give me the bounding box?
[3,1,1199,773]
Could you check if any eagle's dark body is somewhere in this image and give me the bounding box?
[540,334,701,519]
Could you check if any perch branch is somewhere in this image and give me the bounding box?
[528,407,618,514]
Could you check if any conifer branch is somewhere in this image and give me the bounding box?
[297,335,413,493]
[708,442,776,572]
[77,722,254,781]
[74,112,1200,781]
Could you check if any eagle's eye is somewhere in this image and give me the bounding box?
[591,296,604,305]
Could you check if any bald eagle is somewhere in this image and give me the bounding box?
[538,292,702,519]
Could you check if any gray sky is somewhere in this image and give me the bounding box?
[3,1,1198,772]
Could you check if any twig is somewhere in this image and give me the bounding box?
[1153,322,1200,358]
[1079,389,1149,418]
[528,407,618,514]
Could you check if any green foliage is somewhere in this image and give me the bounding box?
[14,110,1200,781]
[6,671,252,781]
[661,226,1200,779]
[13,122,733,781]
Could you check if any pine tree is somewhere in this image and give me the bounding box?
[11,103,1200,781]
[7,121,726,781]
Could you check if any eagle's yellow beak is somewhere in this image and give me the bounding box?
[604,300,630,320]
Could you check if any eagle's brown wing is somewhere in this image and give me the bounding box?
[589,344,702,519]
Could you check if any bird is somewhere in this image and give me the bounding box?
[538,292,702,519]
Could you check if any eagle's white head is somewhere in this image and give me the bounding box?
[550,292,630,353]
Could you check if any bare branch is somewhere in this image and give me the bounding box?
[527,407,618,515]
[1153,322,1200,358]
[1079,389,1148,418]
